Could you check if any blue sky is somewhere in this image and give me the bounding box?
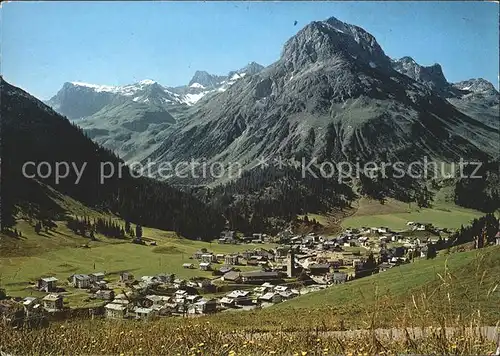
[2,1,499,100]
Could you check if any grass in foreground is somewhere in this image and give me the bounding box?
[2,320,498,355]
[1,248,499,355]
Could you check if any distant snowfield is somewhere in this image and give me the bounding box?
[68,73,249,106]
[189,82,205,89]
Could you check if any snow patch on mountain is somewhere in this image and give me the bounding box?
[189,82,205,89]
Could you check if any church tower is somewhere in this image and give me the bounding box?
[287,248,296,278]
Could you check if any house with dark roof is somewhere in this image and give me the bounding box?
[42,294,63,312]
[37,277,58,292]
[308,263,331,275]
[241,271,281,283]
[71,274,91,289]
[222,271,242,283]
[332,272,347,284]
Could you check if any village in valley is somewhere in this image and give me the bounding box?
[5,218,494,326]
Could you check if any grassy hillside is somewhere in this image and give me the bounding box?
[342,197,484,230]
[0,216,275,307]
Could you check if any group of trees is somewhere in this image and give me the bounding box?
[450,213,499,248]
[455,160,500,213]
[199,164,355,234]
[66,216,145,240]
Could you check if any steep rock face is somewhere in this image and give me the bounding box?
[46,82,119,120]
[147,16,498,181]
[228,61,265,78]
[188,71,227,88]
[448,79,499,130]
[391,58,499,130]
[453,78,499,95]
[391,56,457,97]
[281,17,392,73]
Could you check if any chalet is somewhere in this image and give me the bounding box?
[308,263,330,275]
[42,294,63,312]
[72,274,91,289]
[89,272,105,283]
[175,290,188,298]
[219,297,236,308]
[23,297,41,316]
[379,263,393,272]
[226,290,252,305]
[253,286,269,294]
[140,276,160,288]
[37,277,58,292]
[95,290,115,301]
[186,295,202,304]
[240,236,255,243]
[224,254,239,265]
[279,290,299,300]
[219,231,236,244]
[246,259,259,266]
[239,250,251,260]
[134,307,157,320]
[193,250,204,259]
[274,285,288,292]
[332,272,347,284]
[220,230,235,239]
[197,279,213,289]
[216,253,225,260]
[258,292,282,304]
[187,281,199,288]
[199,262,212,271]
[420,245,429,258]
[119,272,134,283]
[222,271,242,283]
[201,254,217,263]
[144,295,170,307]
[274,246,291,259]
[191,298,217,314]
[173,279,187,288]
[252,233,263,242]
[105,303,127,319]
[352,259,363,270]
[183,263,195,269]
[219,266,234,274]
[240,271,280,283]
[156,273,174,283]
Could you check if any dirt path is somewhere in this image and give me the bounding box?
[238,326,500,343]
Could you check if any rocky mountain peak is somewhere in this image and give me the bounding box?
[281,17,391,71]
[453,78,498,95]
[392,56,451,96]
[232,62,265,76]
[188,70,226,88]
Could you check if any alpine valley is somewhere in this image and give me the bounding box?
[3,16,499,235]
